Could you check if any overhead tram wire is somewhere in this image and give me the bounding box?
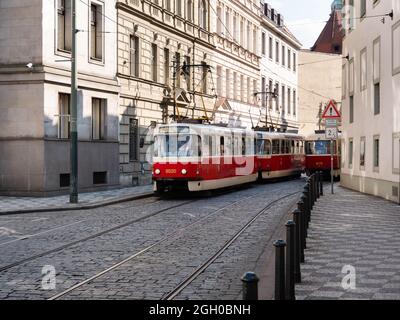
[281,12,394,28]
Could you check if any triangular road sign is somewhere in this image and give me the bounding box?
[322,100,341,119]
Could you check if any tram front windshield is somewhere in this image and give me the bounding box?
[154,134,201,158]
[306,140,336,155]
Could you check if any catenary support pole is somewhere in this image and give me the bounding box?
[70,0,78,204]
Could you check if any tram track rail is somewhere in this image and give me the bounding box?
[162,191,300,300]
[47,190,301,300]
[0,199,196,273]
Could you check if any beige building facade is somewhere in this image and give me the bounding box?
[298,50,342,137]
[117,0,216,186]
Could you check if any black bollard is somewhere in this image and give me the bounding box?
[274,240,286,300]
[285,221,296,300]
[316,172,320,199]
[307,181,313,210]
[292,210,301,283]
[320,171,324,196]
[299,198,308,240]
[314,174,318,202]
[241,272,259,300]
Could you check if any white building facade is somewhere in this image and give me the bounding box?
[341,0,400,203]
[260,3,301,131]
[0,0,120,195]
[212,0,262,129]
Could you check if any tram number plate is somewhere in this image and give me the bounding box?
[166,169,177,174]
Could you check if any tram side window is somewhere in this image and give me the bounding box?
[225,136,233,156]
[295,141,300,154]
[272,140,280,154]
[220,136,225,156]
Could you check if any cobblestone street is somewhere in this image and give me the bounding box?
[0,179,305,300]
[297,185,400,300]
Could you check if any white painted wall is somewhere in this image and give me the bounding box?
[341,0,400,201]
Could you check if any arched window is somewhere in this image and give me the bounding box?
[187,0,193,22]
[199,0,207,29]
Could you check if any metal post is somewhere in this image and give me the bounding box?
[285,221,296,300]
[331,138,334,194]
[292,210,301,283]
[320,171,324,196]
[70,0,78,204]
[274,240,286,300]
[316,173,320,199]
[241,272,259,300]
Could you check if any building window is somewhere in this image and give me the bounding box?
[349,95,354,123]
[216,6,222,35]
[130,36,140,77]
[58,93,70,139]
[393,133,400,174]
[360,137,366,168]
[187,0,193,22]
[233,72,237,100]
[217,66,222,96]
[360,0,366,18]
[349,139,353,168]
[360,48,367,91]
[90,3,103,61]
[151,44,158,82]
[176,0,182,16]
[199,0,207,30]
[293,52,296,72]
[281,85,285,114]
[240,75,244,102]
[275,82,279,111]
[226,69,230,98]
[57,0,72,52]
[293,90,297,116]
[253,79,257,103]
[164,48,170,85]
[373,136,380,170]
[275,41,279,63]
[342,64,347,99]
[92,98,107,140]
[175,52,181,87]
[287,87,291,115]
[393,21,400,75]
[349,58,354,94]
[282,45,285,66]
[287,49,291,69]
[60,174,70,188]
[129,118,139,162]
[374,82,380,115]
[201,61,208,94]
[269,37,273,59]
[261,77,266,107]
[261,33,266,56]
[184,56,191,90]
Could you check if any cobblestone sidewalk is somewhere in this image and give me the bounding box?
[296,185,400,300]
[0,185,153,214]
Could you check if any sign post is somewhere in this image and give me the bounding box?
[322,100,341,195]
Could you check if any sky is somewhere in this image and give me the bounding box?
[267,0,335,49]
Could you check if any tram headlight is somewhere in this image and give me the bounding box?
[181,169,187,175]
[155,169,161,175]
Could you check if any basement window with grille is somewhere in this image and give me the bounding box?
[60,174,70,188]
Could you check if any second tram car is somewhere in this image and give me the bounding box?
[305,132,341,178]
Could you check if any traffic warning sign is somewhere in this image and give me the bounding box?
[322,100,341,119]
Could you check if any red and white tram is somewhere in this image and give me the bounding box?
[305,132,341,178]
[152,123,306,194]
